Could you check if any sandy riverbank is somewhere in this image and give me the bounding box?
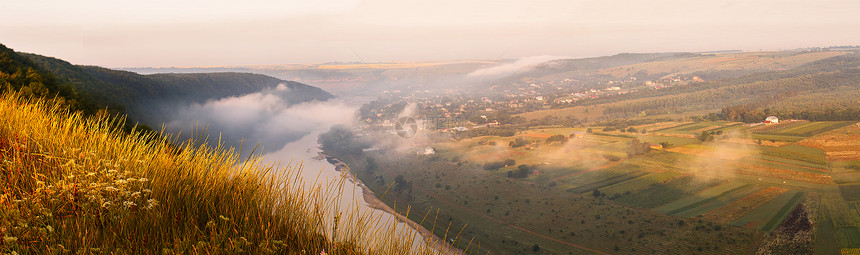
[318,153,464,254]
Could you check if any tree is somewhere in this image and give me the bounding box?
[509,137,529,148]
[545,134,568,144]
[626,138,650,157]
[697,131,715,141]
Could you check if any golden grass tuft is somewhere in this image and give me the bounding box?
[0,92,439,254]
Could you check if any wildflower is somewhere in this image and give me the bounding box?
[146,199,159,210]
[127,178,137,182]
[138,178,149,183]
[46,225,54,232]
[219,215,230,221]
[114,179,127,185]
[320,249,326,255]
[104,186,118,192]
[123,201,137,208]
[101,201,112,208]
[4,235,18,244]
[142,189,152,193]
[131,192,141,198]
[36,181,45,186]
[87,172,96,176]
[108,169,117,173]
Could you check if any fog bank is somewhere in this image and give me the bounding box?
[166,84,356,155]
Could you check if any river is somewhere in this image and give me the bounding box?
[253,98,459,253]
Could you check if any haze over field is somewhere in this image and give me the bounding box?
[2,0,860,67]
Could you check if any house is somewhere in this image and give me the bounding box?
[418,147,435,155]
[765,116,779,124]
[569,131,586,139]
[648,143,663,150]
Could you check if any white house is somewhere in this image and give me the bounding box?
[418,147,435,155]
[765,116,779,124]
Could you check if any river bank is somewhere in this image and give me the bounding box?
[317,152,464,255]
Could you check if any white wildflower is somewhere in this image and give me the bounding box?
[146,199,159,210]
[115,179,127,185]
[131,192,141,198]
[87,172,96,176]
[101,201,112,208]
[108,169,117,173]
[104,186,118,192]
[123,201,136,208]
[138,178,149,183]
[3,235,17,244]
[126,178,137,182]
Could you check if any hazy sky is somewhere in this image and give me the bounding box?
[2,0,860,67]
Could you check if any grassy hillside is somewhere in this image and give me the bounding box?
[0,92,434,254]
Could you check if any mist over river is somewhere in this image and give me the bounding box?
[165,94,447,251]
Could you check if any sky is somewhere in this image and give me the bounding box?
[2,0,860,67]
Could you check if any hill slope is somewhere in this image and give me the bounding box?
[0,91,434,254]
[22,52,334,125]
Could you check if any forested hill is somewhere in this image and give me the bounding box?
[19,50,333,124]
[0,43,101,115]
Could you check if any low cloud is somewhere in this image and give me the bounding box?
[467,55,568,77]
[166,84,356,155]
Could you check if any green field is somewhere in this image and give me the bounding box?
[636,135,699,147]
[731,191,805,230]
[751,133,808,142]
[655,182,751,213]
[761,144,828,165]
[599,171,684,196]
[654,121,738,135]
[836,227,860,248]
[759,121,855,137]
[840,185,860,202]
[757,155,829,170]
[615,176,725,208]
[566,170,649,194]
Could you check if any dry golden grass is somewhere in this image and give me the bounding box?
[0,93,440,254]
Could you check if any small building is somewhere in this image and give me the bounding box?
[418,147,435,155]
[765,116,779,124]
[569,131,586,139]
[648,143,663,150]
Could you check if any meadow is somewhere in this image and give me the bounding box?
[325,119,860,254]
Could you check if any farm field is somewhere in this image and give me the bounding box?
[327,120,860,254]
